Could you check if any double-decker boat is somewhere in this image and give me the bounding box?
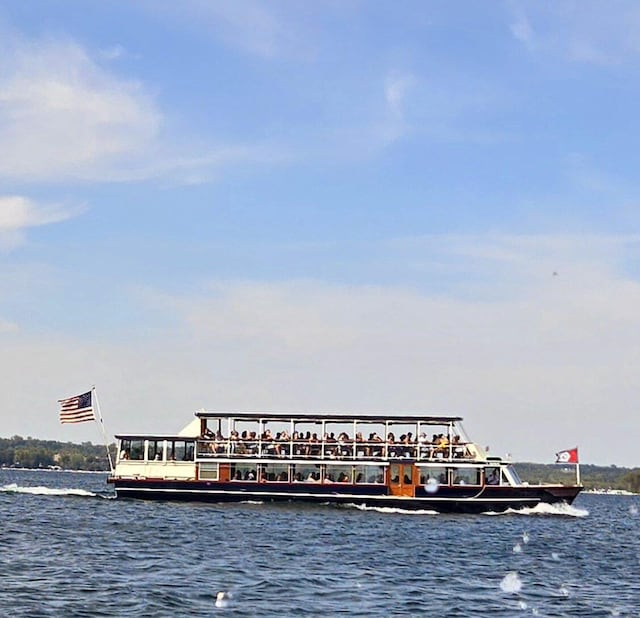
[107,410,582,513]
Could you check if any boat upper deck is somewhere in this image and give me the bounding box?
[115,410,489,464]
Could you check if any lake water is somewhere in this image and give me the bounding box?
[1,469,638,617]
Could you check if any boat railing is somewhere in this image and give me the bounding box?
[195,438,478,463]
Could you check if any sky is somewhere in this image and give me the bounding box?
[1,1,640,466]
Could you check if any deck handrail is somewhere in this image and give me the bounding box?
[194,437,477,463]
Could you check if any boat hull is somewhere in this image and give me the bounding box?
[108,479,581,514]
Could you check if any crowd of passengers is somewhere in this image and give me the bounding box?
[200,428,472,460]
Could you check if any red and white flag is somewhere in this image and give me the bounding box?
[58,391,95,424]
[555,447,579,464]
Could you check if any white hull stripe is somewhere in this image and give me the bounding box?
[114,486,541,503]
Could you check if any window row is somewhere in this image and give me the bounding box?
[201,462,387,484]
[119,439,195,462]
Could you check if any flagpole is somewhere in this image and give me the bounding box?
[92,386,114,473]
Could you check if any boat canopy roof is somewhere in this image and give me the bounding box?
[194,410,463,424]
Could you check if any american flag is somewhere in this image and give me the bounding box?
[58,391,95,424]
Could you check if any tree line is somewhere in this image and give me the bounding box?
[507,462,640,492]
[0,436,115,471]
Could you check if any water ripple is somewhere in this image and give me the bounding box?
[0,470,638,617]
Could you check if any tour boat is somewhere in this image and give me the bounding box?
[107,410,582,513]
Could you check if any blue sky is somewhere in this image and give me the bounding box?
[1,1,640,466]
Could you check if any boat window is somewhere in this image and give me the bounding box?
[259,463,289,482]
[389,464,401,484]
[505,465,522,485]
[199,462,219,480]
[451,467,481,486]
[354,465,384,483]
[118,439,131,460]
[484,467,501,485]
[168,440,195,462]
[128,439,145,461]
[325,464,353,483]
[230,463,257,481]
[419,466,448,486]
[292,464,321,482]
[147,440,164,461]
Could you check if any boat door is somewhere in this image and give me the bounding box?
[389,463,416,497]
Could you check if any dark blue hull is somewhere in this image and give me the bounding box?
[109,479,581,514]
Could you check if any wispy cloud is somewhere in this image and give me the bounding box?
[146,0,321,60]
[379,72,416,143]
[0,195,84,251]
[509,1,640,66]
[0,35,160,182]
[0,31,286,184]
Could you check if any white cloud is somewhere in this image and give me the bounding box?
[0,195,80,230]
[379,73,416,143]
[509,2,640,66]
[0,195,83,251]
[0,33,283,183]
[0,35,161,182]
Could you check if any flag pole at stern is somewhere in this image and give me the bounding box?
[92,387,114,473]
[555,447,580,486]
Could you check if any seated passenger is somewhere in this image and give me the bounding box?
[337,432,351,457]
[452,435,466,458]
[246,431,258,454]
[215,431,226,454]
[308,433,321,456]
[418,433,430,458]
[433,434,449,458]
[387,432,397,457]
[368,432,383,457]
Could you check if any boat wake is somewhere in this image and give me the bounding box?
[0,483,114,499]
[344,503,439,515]
[483,502,588,518]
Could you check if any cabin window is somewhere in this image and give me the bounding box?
[420,466,448,486]
[292,464,321,482]
[259,463,289,482]
[325,464,352,483]
[451,467,481,486]
[147,440,164,461]
[230,463,257,481]
[485,467,501,485]
[127,439,145,461]
[200,463,219,480]
[354,465,384,483]
[118,439,131,460]
[389,464,401,484]
[168,440,195,462]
